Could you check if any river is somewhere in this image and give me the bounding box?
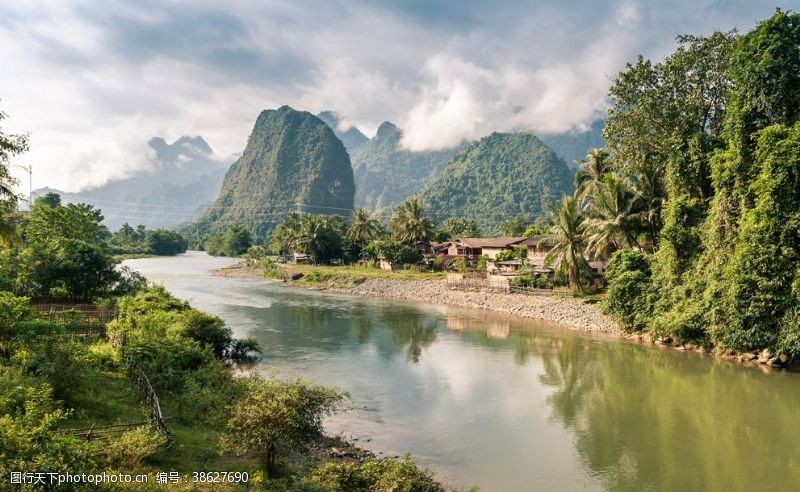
[124,252,800,491]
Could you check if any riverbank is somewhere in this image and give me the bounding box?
[210,262,800,370]
[212,262,619,334]
[331,278,618,334]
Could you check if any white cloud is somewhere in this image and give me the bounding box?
[0,0,795,191]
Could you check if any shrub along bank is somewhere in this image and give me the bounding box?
[1,287,446,491]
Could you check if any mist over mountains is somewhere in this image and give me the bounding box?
[35,105,606,236]
[33,135,227,230]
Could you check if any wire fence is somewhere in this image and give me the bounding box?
[32,303,118,334]
[446,274,574,297]
[56,419,171,442]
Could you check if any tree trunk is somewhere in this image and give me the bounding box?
[265,443,276,476]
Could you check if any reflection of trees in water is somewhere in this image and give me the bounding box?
[387,315,438,363]
[534,339,800,490]
[343,303,438,363]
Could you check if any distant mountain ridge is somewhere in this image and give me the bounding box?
[33,135,227,230]
[540,119,605,168]
[316,111,369,154]
[415,132,575,233]
[350,121,458,211]
[195,106,354,242]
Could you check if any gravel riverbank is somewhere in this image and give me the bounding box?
[332,279,619,334]
[212,263,619,334]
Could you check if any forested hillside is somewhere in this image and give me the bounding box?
[193,106,355,243]
[415,132,574,233]
[351,122,456,210]
[540,119,605,168]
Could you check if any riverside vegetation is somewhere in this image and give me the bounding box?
[0,108,446,491]
[211,11,800,369]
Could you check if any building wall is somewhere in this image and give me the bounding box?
[482,247,506,259]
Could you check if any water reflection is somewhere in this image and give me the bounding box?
[126,253,800,491]
[530,337,800,490]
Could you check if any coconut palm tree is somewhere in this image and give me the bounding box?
[346,208,381,244]
[389,198,435,244]
[293,215,335,264]
[575,148,612,207]
[544,196,591,293]
[584,174,641,258]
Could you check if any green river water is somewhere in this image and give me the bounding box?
[124,252,800,491]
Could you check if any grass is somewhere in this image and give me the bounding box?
[284,263,443,288]
[64,370,147,427]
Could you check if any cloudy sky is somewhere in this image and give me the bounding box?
[1,0,796,192]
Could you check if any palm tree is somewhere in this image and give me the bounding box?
[544,196,591,293]
[630,163,664,249]
[346,208,381,244]
[584,174,641,258]
[575,148,612,207]
[389,198,435,244]
[293,215,339,264]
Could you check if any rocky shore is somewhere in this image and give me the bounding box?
[212,263,619,334]
[332,278,619,334]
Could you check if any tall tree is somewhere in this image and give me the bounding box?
[389,198,435,244]
[346,208,381,245]
[0,105,29,246]
[0,105,29,203]
[585,174,641,257]
[544,196,590,293]
[574,149,612,207]
[499,215,531,236]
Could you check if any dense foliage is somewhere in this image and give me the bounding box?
[193,106,355,243]
[110,222,188,256]
[0,194,125,300]
[596,11,800,362]
[265,206,430,268]
[416,132,574,234]
[204,223,253,257]
[351,122,456,211]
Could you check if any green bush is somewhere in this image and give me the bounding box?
[305,270,333,282]
[262,257,284,279]
[0,292,33,337]
[176,360,239,425]
[12,320,65,341]
[312,457,444,492]
[604,249,650,283]
[125,338,214,391]
[106,427,167,469]
[11,337,89,403]
[602,270,653,332]
[220,375,346,475]
[177,310,232,359]
[0,382,98,479]
[775,308,800,361]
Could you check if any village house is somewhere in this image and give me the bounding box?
[434,237,526,262]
